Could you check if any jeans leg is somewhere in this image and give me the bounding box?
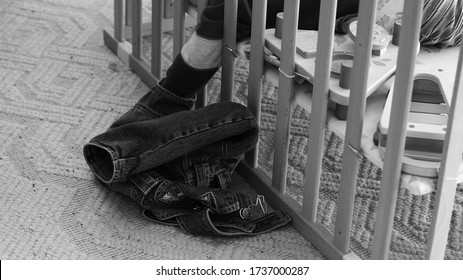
[83,101,259,183]
[158,130,258,190]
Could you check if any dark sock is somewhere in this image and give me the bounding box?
[160,55,218,98]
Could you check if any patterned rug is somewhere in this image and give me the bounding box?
[0,0,461,260]
[0,0,324,260]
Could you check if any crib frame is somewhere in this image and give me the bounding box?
[103,0,463,260]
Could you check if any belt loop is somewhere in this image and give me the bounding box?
[194,163,210,188]
[216,171,232,189]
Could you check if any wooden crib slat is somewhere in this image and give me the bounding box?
[333,0,377,254]
[125,0,132,27]
[131,0,143,59]
[127,0,157,88]
[195,0,208,108]
[220,0,238,102]
[272,0,299,193]
[151,0,163,78]
[195,88,207,108]
[371,0,424,260]
[173,0,186,57]
[245,0,267,168]
[114,0,124,42]
[425,43,463,259]
[237,161,358,259]
[301,0,337,223]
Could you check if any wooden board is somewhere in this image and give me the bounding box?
[415,46,460,104]
[264,28,400,106]
[378,46,462,177]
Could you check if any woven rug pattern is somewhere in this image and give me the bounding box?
[0,0,462,260]
[0,0,324,260]
[232,78,463,260]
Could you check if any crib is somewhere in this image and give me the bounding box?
[103,0,463,260]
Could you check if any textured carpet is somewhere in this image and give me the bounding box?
[0,0,462,260]
[0,0,324,260]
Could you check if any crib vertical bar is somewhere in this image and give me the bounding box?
[114,0,124,42]
[301,0,337,223]
[195,0,208,108]
[333,0,377,253]
[151,0,163,78]
[245,0,267,168]
[173,0,186,57]
[371,0,423,260]
[132,0,143,59]
[272,0,299,193]
[126,0,133,27]
[221,0,238,102]
[425,43,463,259]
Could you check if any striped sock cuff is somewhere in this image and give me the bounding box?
[162,54,218,98]
[181,33,222,69]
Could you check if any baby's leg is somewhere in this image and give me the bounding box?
[161,0,253,98]
[161,0,360,98]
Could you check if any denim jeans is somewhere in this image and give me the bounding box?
[83,81,291,236]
